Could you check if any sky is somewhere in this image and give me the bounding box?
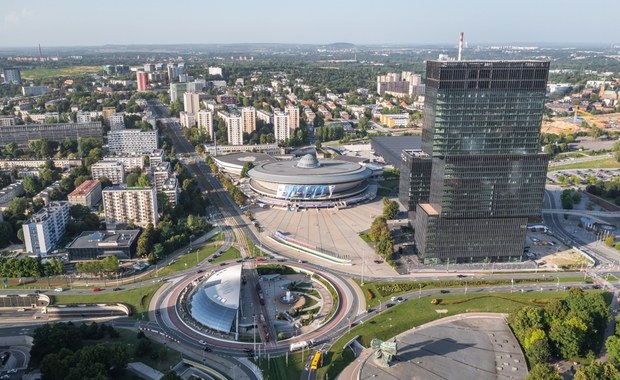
[2,0,619,47]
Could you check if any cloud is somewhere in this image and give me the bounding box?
[4,8,34,28]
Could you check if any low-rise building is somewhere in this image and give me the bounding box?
[0,180,24,210]
[68,180,102,208]
[22,201,70,255]
[33,181,62,206]
[66,230,140,261]
[102,153,145,171]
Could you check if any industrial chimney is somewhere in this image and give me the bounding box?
[458,32,464,61]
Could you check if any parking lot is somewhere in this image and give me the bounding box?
[547,168,620,184]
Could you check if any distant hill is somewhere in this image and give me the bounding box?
[325,42,356,49]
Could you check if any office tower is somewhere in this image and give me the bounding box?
[273,111,290,142]
[22,201,70,255]
[102,185,158,228]
[197,110,214,140]
[136,71,148,92]
[3,67,21,84]
[285,106,300,130]
[183,92,200,115]
[241,107,257,134]
[407,60,550,263]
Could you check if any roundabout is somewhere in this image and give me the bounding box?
[151,259,359,356]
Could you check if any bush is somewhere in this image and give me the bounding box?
[431,298,441,305]
[365,288,375,301]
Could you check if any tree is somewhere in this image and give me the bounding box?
[369,216,388,242]
[22,175,41,196]
[549,315,588,359]
[526,364,562,380]
[382,197,399,219]
[126,173,140,187]
[0,222,14,248]
[240,162,254,178]
[605,235,615,247]
[606,335,620,364]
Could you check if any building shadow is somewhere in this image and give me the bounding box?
[397,338,476,361]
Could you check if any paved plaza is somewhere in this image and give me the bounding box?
[252,199,399,277]
[353,315,527,380]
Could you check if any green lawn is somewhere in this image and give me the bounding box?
[21,66,103,80]
[319,291,574,380]
[359,277,590,308]
[358,232,372,243]
[51,283,163,319]
[211,247,241,264]
[549,157,620,171]
[152,242,222,278]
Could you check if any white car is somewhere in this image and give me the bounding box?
[54,287,64,292]
[199,340,207,345]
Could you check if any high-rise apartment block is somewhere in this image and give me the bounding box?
[183,92,200,115]
[22,201,70,255]
[180,112,195,128]
[241,107,257,134]
[377,71,422,97]
[197,111,214,140]
[403,60,550,263]
[3,67,21,84]
[91,161,125,184]
[273,111,290,142]
[68,180,102,208]
[108,129,158,154]
[102,185,158,228]
[151,162,171,191]
[136,71,148,92]
[148,149,164,169]
[285,106,300,130]
[220,111,244,146]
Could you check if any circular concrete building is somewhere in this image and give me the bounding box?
[247,154,375,208]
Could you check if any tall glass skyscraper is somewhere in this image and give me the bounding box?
[407,60,550,263]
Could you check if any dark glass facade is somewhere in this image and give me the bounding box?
[399,150,432,219]
[411,60,550,263]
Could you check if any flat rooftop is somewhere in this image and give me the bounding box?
[67,230,139,249]
[419,203,439,216]
[68,180,100,197]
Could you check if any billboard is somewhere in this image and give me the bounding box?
[275,184,336,200]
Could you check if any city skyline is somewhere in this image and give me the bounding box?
[1,0,619,48]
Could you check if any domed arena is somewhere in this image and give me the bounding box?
[247,154,377,208]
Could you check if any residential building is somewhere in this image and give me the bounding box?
[22,85,49,96]
[208,67,223,76]
[0,116,16,126]
[34,181,62,206]
[197,110,214,140]
[0,122,102,147]
[406,60,550,263]
[3,67,21,83]
[76,111,92,123]
[22,201,70,255]
[0,159,82,170]
[66,230,140,261]
[91,161,125,185]
[148,149,164,169]
[204,143,280,156]
[161,177,178,206]
[186,79,206,93]
[170,82,188,102]
[102,153,145,171]
[256,110,273,124]
[376,71,422,97]
[136,71,148,92]
[102,185,158,228]
[273,111,290,142]
[151,162,171,191]
[180,111,196,128]
[183,92,200,115]
[241,107,257,134]
[108,113,125,129]
[0,181,24,210]
[68,180,102,208]
[285,106,300,129]
[220,111,244,145]
[108,129,158,154]
[380,114,409,128]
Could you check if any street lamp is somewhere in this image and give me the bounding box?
[556,277,560,291]
[418,283,422,299]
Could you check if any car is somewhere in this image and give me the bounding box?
[390,296,398,302]
[54,287,64,292]
[1,375,9,380]
[440,290,450,294]
[243,348,253,353]
[373,259,384,264]
[198,340,207,345]
[93,287,102,292]
[208,258,213,262]
[113,287,122,291]
[593,285,602,289]
[236,259,243,263]
[385,303,395,308]
[7,369,17,374]
[396,297,405,303]
[34,290,42,294]
[277,259,287,262]
[204,346,212,352]
[197,269,204,273]
[456,274,466,278]
[220,263,227,266]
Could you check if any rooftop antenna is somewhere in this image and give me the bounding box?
[458,32,464,61]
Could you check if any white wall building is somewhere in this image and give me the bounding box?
[274,111,290,142]
[241,107,257,134]
[22,201,70,255]
[102,185,158,228]
[285,106,300,130]
[108,129,158,154]
[91,161,125,185]
[220,111,244,146]
[197,110,214,140]
[183,92,201,115]
[180,111,196,128]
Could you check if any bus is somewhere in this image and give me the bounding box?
[310,351,321,371]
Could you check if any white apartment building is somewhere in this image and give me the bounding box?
[0,116,16,126]
[76,112,92,123]
[151,162,171,191]
[102,185,158,228]
[241,107,257,134]
[256,109,273,124]
[208,67,223,76]
[285,106,300,130]
[109,113,125,129]
[148,149,164,169]
[108,129,158,154]
[220,111,244,146]
[183,92,201,115]
[22,201,70,255]
[273,111,290,142]
[197,110,214,140]
[180,111,196,128]
[91,161,125,185]
[161,177,178,206]
[102,153,145,171]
